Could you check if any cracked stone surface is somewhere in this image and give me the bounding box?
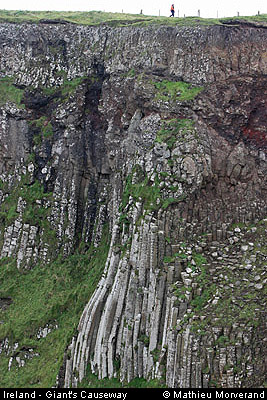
[0,20,266,388]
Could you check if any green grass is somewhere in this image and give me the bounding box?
[0,10,266,27]
[0,224,110,388]
[120,165,161,213]
[127,175,161,212]
[59,76,86,99]
[32,117,53,138]
[120,166,175,217]
[35,75,86,99]
[0,176,52,226]
[30,117,54,145]
[79,369,166,388]
[154,80,203,102]
[0,76,25,108]
[119,160,190,229]
[0,74,85,111]
[155,118,195,150]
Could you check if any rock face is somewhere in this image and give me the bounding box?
[0,21,266,388]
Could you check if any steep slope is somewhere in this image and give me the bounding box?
[0,19,266,388]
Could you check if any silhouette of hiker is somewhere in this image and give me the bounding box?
[170,4,175,17]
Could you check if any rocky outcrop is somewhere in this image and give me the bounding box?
[0,20,266,388]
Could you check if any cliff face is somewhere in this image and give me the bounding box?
[0,21,266,388]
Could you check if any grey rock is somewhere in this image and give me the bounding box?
[0,19,266,390]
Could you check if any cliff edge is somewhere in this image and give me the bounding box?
[0,18,266,388]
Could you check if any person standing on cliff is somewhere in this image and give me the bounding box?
[170,4,175,17]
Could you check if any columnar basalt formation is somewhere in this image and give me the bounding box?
[0,20,266,388]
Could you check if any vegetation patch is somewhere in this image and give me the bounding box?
[59,76,86,100]
[0,224,110,387]
[120,166,161,215]
[155,118,195,150]
[139,334,150,347]
[173,220,267,340]
[154,80,203,103]
[30,117,54,145]
[0,77,25,108]
[0,176,52,227]
[119,164,187,231]
[79,368,166,388]
[0,10,266,28]
[36,75,86,102]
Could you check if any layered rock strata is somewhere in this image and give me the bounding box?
[0,20,266,388]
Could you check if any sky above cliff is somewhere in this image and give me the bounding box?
[1,0,266,18]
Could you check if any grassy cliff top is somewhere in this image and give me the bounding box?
[0,9,266,27]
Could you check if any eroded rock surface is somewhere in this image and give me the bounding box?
[0,21,266,388]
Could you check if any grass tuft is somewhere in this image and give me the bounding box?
[154,80,203,102]
[0,77,25,108]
